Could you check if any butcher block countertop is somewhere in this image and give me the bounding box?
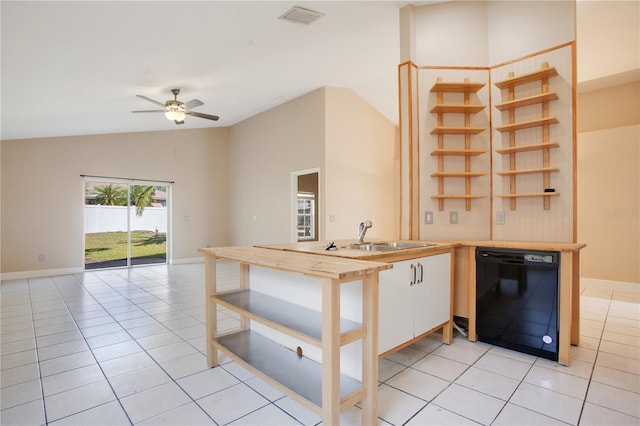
[257,240,458,263]
[454,240,586,252]
[198,246,391,280]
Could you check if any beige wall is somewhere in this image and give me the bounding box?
[577,81,640,284]
[228,87,397,246]
[324,87,397,241]
[228,89,326,246]
[1,128,230,276]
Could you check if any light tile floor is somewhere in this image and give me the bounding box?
[1,264,638,425]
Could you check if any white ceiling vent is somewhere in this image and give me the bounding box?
[279,6,324,25]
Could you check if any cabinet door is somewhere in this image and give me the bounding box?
[378,259,414,354]
[413,253,451,337]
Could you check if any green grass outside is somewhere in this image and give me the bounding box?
[85,231,166,263]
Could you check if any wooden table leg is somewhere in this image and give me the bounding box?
[321,278,340,425]
[205,255,218,367]
[361,273,379,425]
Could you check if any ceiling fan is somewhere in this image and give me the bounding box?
[132,88,219,125]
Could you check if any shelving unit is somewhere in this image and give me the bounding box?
[200,246,391,425]
[494,62,560,210]
[429,78,488,211]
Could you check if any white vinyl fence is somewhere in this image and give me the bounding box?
[85,205,167,233]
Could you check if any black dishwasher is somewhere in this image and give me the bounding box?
[476,247,560,360]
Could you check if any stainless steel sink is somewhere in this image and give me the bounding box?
[372,241,436,249]
[341,241,436,252]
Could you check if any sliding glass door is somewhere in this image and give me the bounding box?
[84,178,169,269]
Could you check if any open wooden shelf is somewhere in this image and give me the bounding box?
[431,126,486,135]
[495,116,558,133]
[494,66,558,89]
[430,81,485,93]
[496,192,560,199]
[429,77,488,211]
[431,149,487,156]
[493,62,560,210]
[431,194,487,200]
[213,290,364,347]
[494,92,559,111]
[430,104,486,114]
[495,142,559,154]
[431,171,486,178]
[215,330,363,412]
[495,167,559,176]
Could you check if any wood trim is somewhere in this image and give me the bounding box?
[489,41,574,70]
[571,251,580,345]
[559,251,572,366]
[442,248,455,343]
[571,42,578,243]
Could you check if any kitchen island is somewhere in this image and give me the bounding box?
[198,245,392,425]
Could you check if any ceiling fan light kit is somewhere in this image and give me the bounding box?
[133,88,219,125]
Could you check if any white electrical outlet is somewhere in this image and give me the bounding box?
[38,254,45,262]
[425,211,433,224]
[496,211,505,225]
[450,211,458,224]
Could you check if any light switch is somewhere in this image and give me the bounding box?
[450,211,458,224]
[496,211,505,225]
[425,211,433,224]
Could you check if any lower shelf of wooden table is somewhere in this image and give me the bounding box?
[214,329,364,413]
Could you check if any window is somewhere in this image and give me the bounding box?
[297,192,315,241]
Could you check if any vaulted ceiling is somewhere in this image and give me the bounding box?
[1,1,425,140]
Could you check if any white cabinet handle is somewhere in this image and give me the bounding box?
[410,264,416,286]
[418,263,424,284]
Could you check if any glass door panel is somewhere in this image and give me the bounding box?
[84,180,129,269]
[84,179,169,269]
[129,184,167,266]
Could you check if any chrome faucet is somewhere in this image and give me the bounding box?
[357,220,373,244]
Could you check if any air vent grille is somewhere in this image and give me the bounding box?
[279,6,324,25]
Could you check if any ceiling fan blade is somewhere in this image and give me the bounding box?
[184,99,204,109]
[136,95,166,107]
[186,111,219,121]
[132,109,165,113]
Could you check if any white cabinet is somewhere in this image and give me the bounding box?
[378,252,452,355]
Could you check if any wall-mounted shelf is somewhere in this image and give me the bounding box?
[430,104,486,114]
[495,142,559,154]
[495,167,559,176]
[431,126,486,135]
[494,92,559,111]
[431,172,486,178]
[495,66,558,90]
[494,62,559,210]
[430,77,488,211]
[431,149,487,156]
[495,117,558,133]
[496,192,560,199]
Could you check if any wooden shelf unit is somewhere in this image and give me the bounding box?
[493,62,560,210]
[430,78,488,211]
[200,246,391,425]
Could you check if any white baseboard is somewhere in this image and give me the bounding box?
[581,277,640,293]
[170,257,204,265]
[1,267,85,282]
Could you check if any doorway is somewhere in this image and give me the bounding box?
[83,178,170,269]
[292,169,319,242]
